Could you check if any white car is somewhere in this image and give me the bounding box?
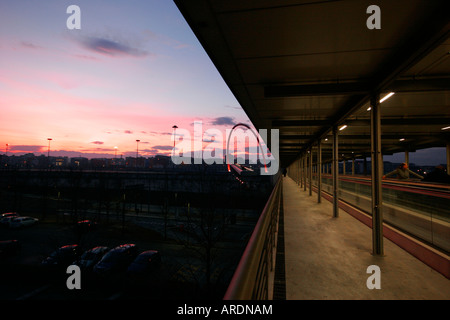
[9,216,39,228]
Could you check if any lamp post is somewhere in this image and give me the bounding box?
[136,139,140,168]
[114,146,118,158]
[172,125,178,149]
[47,138,52,157]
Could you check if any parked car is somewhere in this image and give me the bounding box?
[93,244,138,276]
[1,216,19,227]
[9,216,38,228]
[0,240,21,258]
[76,219,98,233]
[1,212,18,219]
[74,246,109,270]
[0,213,19,226]
[126,250,161,274]
[41,244,80,267]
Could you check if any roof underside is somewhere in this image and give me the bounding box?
[175,0,450,168]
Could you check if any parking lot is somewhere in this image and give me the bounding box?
[0,213,249,300]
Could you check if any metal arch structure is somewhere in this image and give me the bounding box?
[225,122,268,174]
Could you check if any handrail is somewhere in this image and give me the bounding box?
[224,176,282,300]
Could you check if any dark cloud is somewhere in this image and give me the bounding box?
[124,130,133,134]
[91,141,104,145]
[20,41,43,50]
[224,105,241,110]
[10,145,44,152]
[210,116,235,126]
[80,36,149,58]
[81,147,115,152]
[152,145,173,151]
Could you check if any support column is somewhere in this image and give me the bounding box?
[309,150,312,196]
[343,159,346,175]
[405,150,409,166]
[300,157,303,188]
[371,94,384,256]
[332,126,339,218]
[303,155,307,191]
[317,141,322,203]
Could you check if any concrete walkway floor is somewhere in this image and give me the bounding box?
[282,176,450,300]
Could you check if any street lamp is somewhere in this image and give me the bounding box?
[47,138,52,157]
[136,140,140,168]
[114,146,118,158]
[172,125,178,149]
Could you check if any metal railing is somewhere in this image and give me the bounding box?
[223,176,282,300]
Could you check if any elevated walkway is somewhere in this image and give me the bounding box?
[282,176,450,300]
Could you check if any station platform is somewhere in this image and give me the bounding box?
[281,176,450,300]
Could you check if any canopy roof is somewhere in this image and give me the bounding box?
[175,0,450,167]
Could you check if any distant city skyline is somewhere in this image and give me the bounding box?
[2,145,446,168]
[383,147,446,167]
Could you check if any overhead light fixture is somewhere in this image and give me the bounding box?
[441,126,450,131]
[339,125,347,131]
[379,92,395,103]
[399,138,405,141]
[367,106,371,111]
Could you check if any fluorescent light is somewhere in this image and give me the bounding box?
[339,125,347,131]
[399,138,405,141]
[379,92,395,103]
[441,126,450,131]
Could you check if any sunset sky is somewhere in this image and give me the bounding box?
[0,0,251,159]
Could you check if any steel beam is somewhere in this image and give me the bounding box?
[264,78,450,98]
